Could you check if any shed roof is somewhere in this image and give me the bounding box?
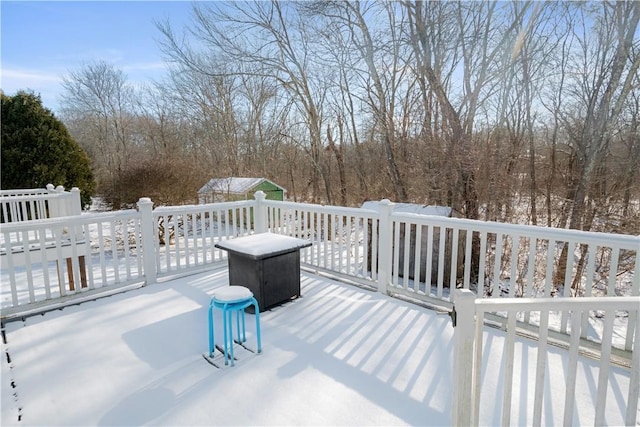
[198,177,285,195]
[361,200,452,217]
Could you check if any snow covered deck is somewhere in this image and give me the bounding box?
[1,268,634,426]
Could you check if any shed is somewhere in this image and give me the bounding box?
[362,201,462,287]
[198,177,286,204]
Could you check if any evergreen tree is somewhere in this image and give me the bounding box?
[1,90,95,207]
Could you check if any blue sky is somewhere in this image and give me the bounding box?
[1,1,195,113]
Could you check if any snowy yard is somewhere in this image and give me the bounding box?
[1,267,635,426]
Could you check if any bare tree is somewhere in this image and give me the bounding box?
[326,121,347,206]
[312,9,369,202]
[564,1,640,232]
[157,1,333,203]
[308,1,410,202]
[236,71,285,176]
[52,0,633,237]
[60,61,136,205]
[404,1,527,218]
[492,1,562,225]
[619,91,640,226]
[136,82,185,158]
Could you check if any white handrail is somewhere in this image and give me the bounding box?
[393,211,639,247]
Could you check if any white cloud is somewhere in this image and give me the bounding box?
[1,68,65,111]
[121,61,167,72]
[54,48,125,65]
[1,68,62,86]
[121,61,170,87]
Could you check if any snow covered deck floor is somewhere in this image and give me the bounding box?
[1,268,634,426]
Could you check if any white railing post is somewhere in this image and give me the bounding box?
[254,191,267,233]
[377,199,394,294]
[138,197,157,285]
[451,289,477,426]
[68,188,84,242]
[51,185,65,217]
[626,305,640,426]
[70,187,82,214]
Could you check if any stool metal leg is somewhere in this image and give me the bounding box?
[223,305,229,366]
[226,307,235,366]
[253,298,262,354]
[208,301,215,357]
[237,310,247,343]
[235,310,241,343]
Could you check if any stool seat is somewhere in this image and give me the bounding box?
[213,285,253,303]
[208,285,262,366]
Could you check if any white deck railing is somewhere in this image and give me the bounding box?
[258,198,639,352]
[1,184,81,223]
[1,191,638,424]
[451,289,640,426]
[151,199,254,277]
[1,208,144,317]
[2,192,638,349]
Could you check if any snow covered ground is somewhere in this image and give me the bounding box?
[1,267,636,426]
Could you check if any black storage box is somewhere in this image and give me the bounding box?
[215,233,312,313]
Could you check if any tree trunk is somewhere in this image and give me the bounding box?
[326,126,347,206]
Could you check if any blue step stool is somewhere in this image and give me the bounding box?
[208,286,262,366]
